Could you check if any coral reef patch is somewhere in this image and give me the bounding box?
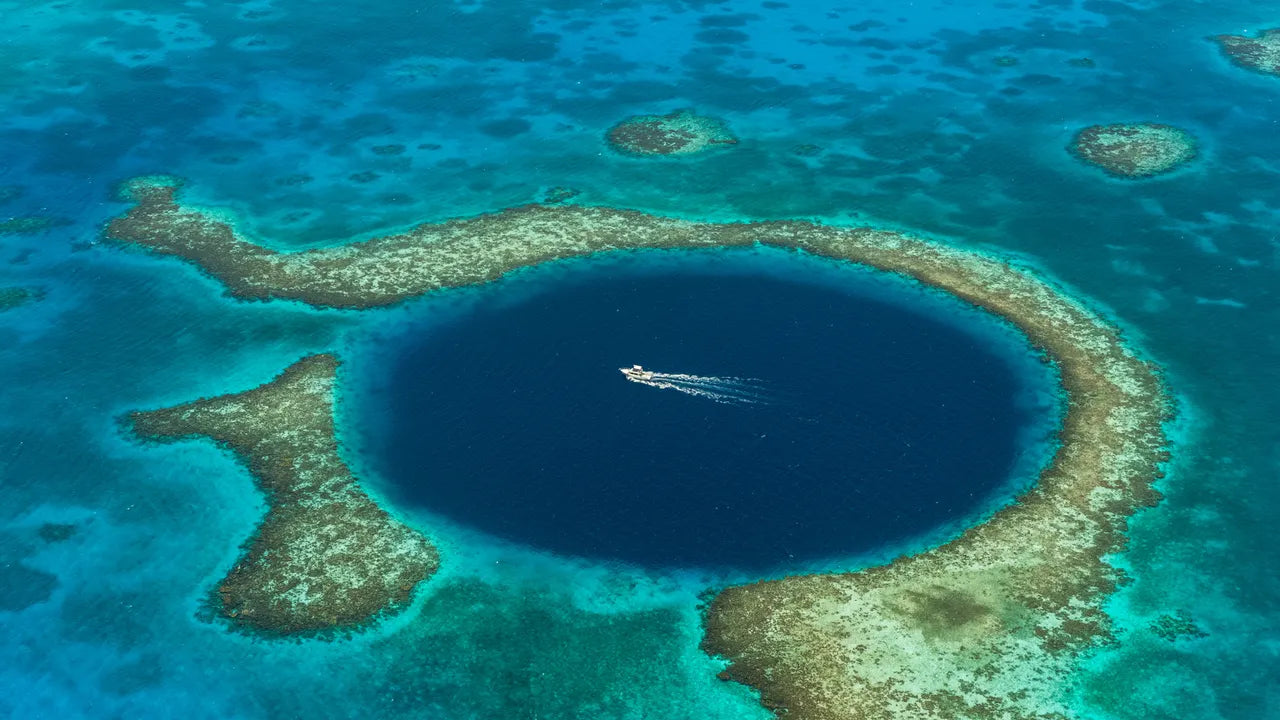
[0,216,71,236]
[1214,28,1280,77]
[1150,610,1208,642]
[107,179,1169,715]
[606,110,737,156]
[1071,123,1196,178]
[128,354,439,637]
[0,286,42,312]
[37,523,79,543]
[541,186,581,204]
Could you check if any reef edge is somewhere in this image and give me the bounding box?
[128,353,439,638]
[108,179,1170,717]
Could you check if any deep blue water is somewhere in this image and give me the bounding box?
[366,253,1040,570]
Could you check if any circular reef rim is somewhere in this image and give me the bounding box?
[106,178,1170,720]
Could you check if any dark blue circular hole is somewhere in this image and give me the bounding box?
[360,251,1053,572]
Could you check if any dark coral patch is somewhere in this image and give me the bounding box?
[37,523,78,543]
[1213,28,1280,77]
[1151,610,1209,641]
[606,110,737,157]
[0,286,42,311]
[541,186,581,204]
[479,117,533,138]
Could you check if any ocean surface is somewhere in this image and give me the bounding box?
[356,248,1058,572]
[0,0,1277,718]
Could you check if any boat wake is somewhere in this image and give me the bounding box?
[621,366,769,405]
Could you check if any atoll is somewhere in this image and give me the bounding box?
[1213,28,1280,77]
[1071,123,1197,178]
[0,286,41,312]
[606,110,737,156]
[107,179,1169,715]
[128,354,439,636]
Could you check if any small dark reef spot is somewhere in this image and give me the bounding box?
[1151,610,1208,641]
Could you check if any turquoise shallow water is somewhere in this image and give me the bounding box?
[1,0,1278,718]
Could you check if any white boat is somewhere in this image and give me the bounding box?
[620,364,655,381]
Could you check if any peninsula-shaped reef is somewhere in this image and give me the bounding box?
[1214,28,1280,77]
[109,178,1170,718]
[129,354,439,637]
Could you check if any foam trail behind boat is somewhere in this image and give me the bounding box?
[626,370,770,405]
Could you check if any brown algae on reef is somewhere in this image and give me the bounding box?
[1213,28,1280,77]
[128,354,438,637]
[1070,123,1196,178]
[108,179,1170,716]
[606,109,737,156]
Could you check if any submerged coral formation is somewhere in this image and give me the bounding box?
[1071,123,1196,178]
[37,523,78,543]
[0,216,71,235]
[0,286,41,312]
[1214,28,1280,77]
[128,354,438,636]
[606,110,737,156]
[1151,610,1208,642]
[541,186,581,204]
[108,179,1169,716]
